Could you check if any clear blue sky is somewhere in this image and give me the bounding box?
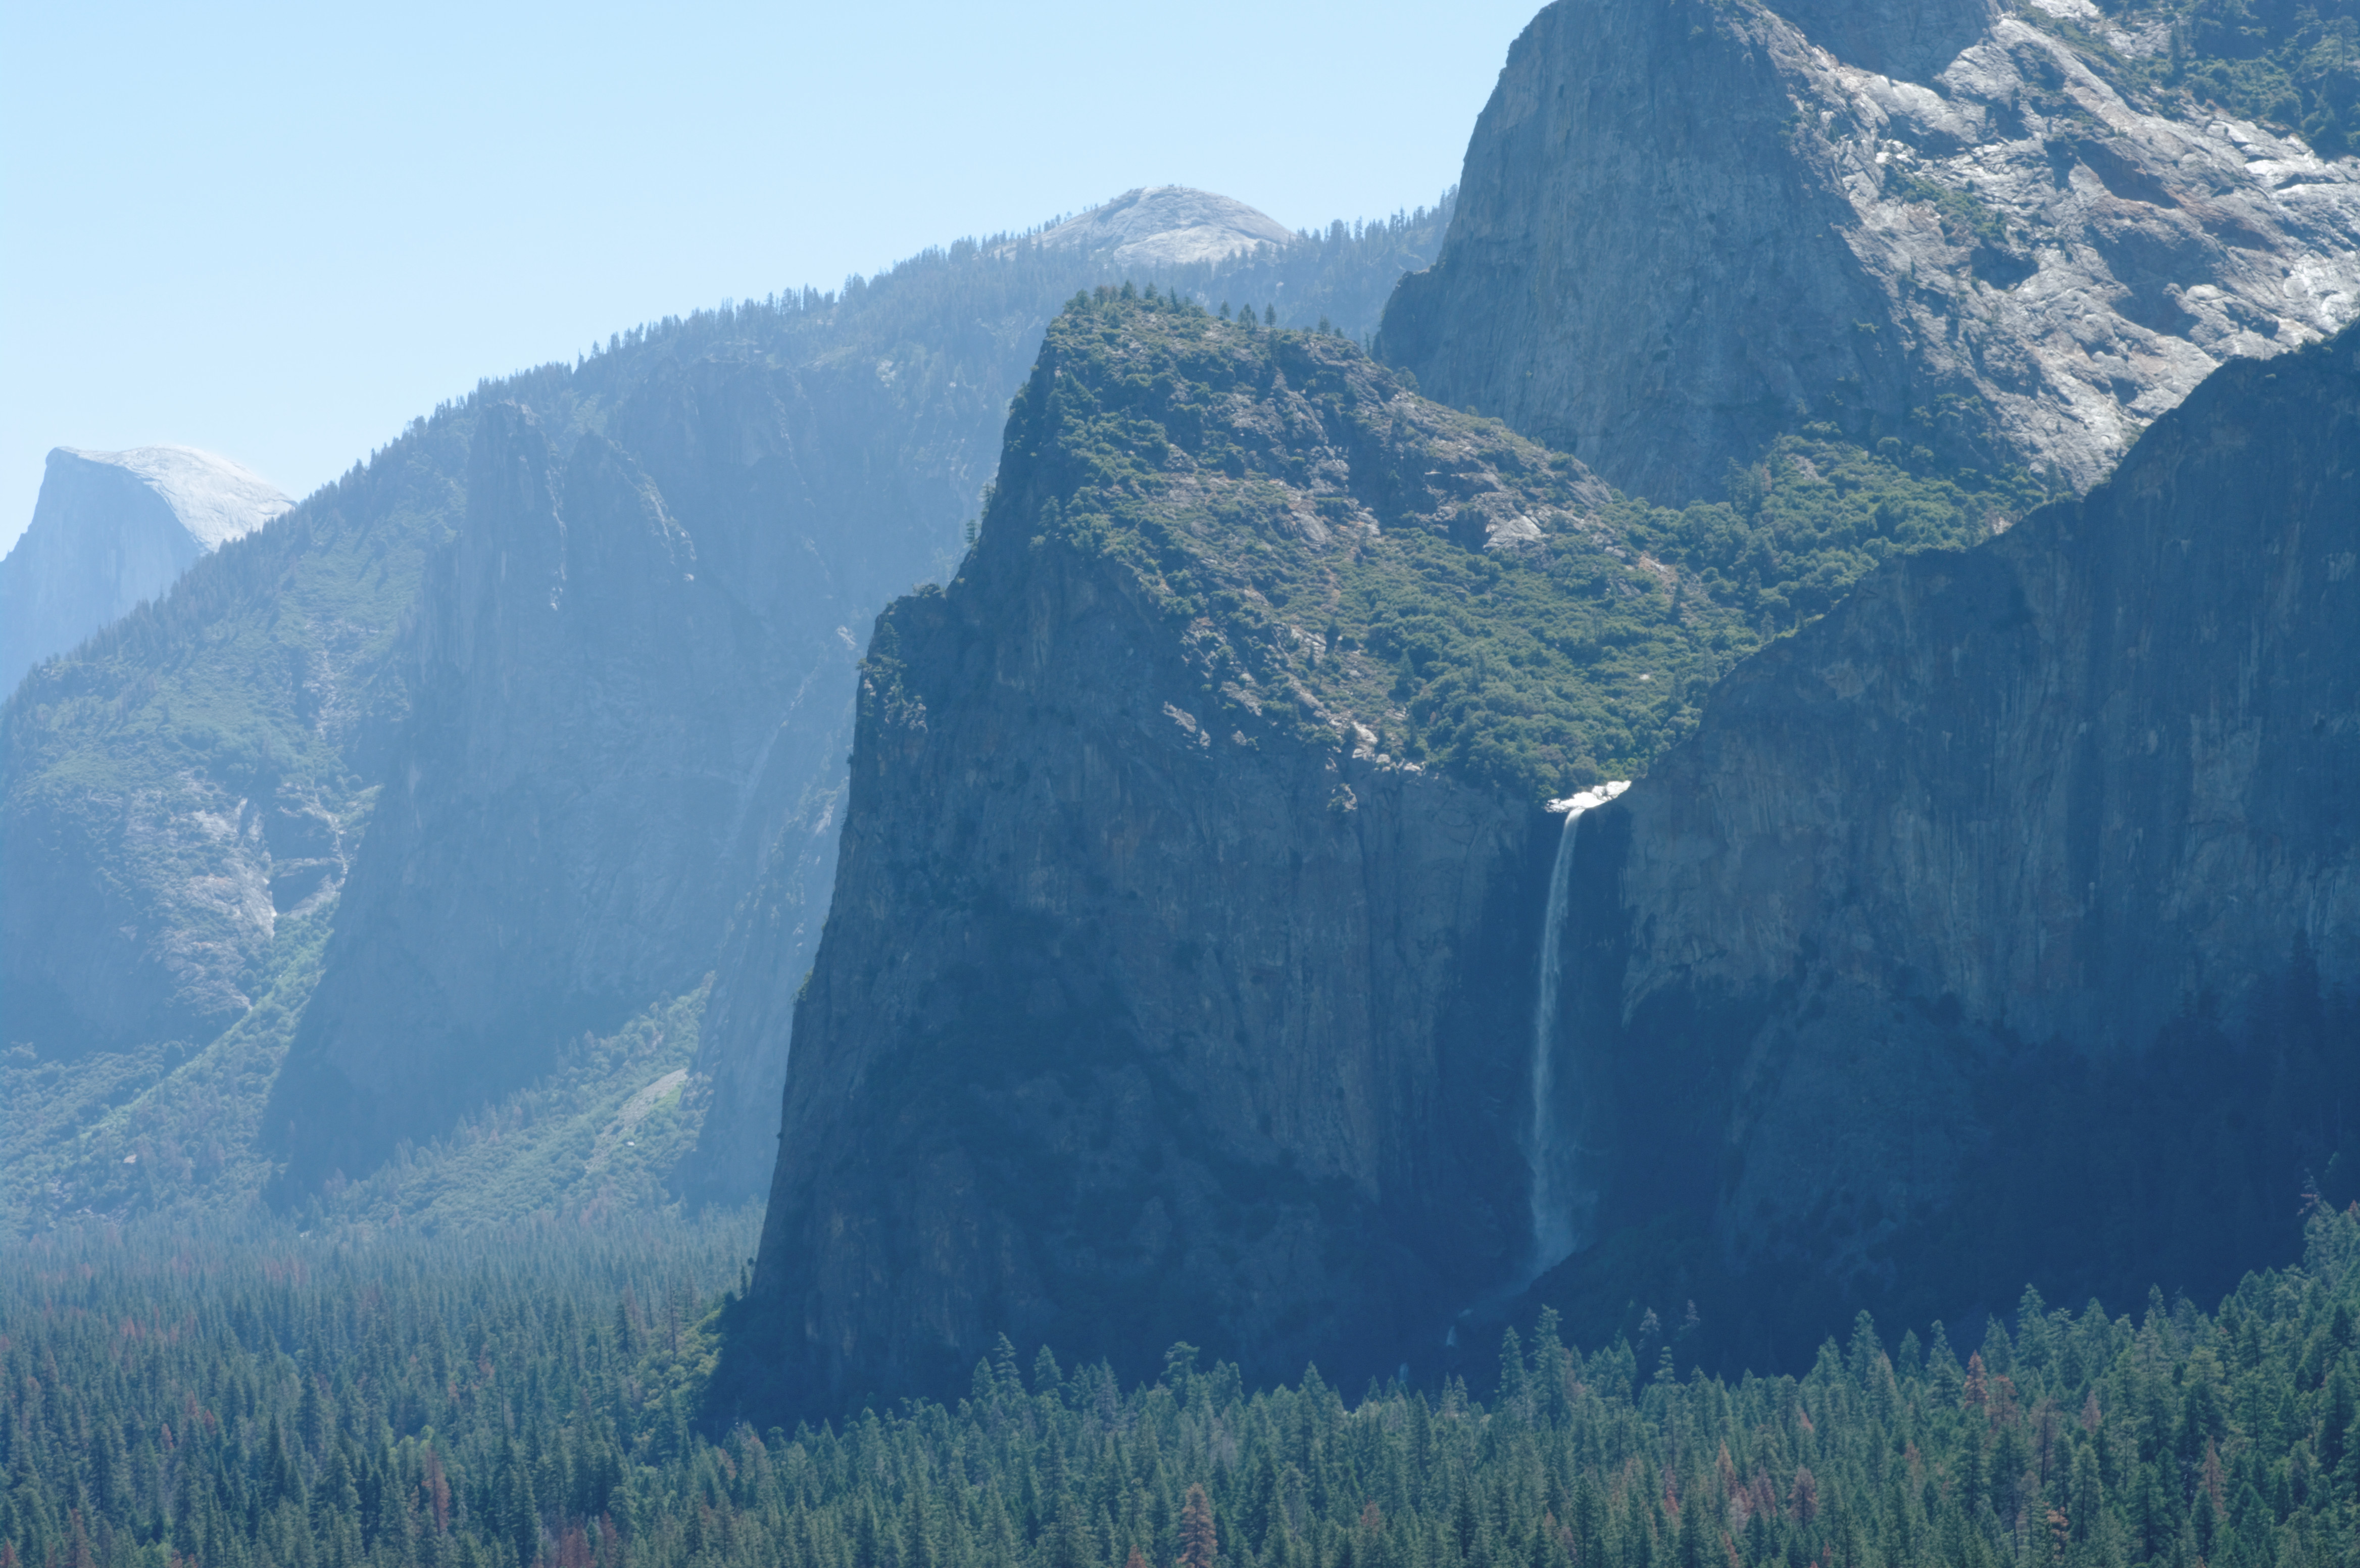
[0,0,1543,548]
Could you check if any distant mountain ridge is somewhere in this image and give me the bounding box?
[0,446,290,693]
[1034,186,1298,269]
[0,189,1456,1234]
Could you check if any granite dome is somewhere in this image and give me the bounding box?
[1035,185,1297,270]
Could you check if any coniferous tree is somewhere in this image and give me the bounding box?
[1181,1484,1218,1568]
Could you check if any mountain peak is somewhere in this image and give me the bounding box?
[2,444,292,692]
[1035,186,1296,270]
[51,444,291,550]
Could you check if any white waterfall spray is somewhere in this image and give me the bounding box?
[1525,779,1629,1282]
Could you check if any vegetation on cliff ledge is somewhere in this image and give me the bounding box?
[2022,0,2360,157]
[945,288,2041,800]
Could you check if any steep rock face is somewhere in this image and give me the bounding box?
[674,213,1452,1203]
[723,295,1761,1417]
[272,206,1461,1202]
[1774,0,1999,82]
[739,603,1538,1406]
[265,368,885,1191]
[1380,0,2360,502]
[1,446,290,694]
[1,438,456,1066]
[1551,321,2359,1333]
[5,200,1459,1226]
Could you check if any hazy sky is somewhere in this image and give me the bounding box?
[0,0,1542,549]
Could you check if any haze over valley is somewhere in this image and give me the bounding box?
[5,2,2359,1566]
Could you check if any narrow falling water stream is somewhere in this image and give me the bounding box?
[1437,779,1630,1358]
[1524,780,1628,1283]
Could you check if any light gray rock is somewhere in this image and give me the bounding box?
[1774,0,2001,82]
[1034,186,1297,270]
[1382,0,2360,502]
[1,447,290,693]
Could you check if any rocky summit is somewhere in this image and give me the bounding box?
[1034,186,1298,270]
[1380,0,2360,503]
[1,446,290,694]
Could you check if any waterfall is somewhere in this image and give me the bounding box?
[1525,780,1628,1281]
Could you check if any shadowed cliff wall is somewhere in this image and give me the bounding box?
[1534,321,2360,1359]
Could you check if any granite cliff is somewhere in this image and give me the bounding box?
[1536,318,2360,1353]
[724,299,2359,1412]
[260,386,873,1195]
[1380,0,2360,503]
[1,443,444,1075]
[3,195,1456,1230]
[270,205,1462,1205]
[723,291,1778,1415]
[1,446,290,695]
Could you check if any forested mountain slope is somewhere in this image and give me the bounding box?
[1,192,1457,1233]
[1379,0,2360,503]
[2,429,467,1068]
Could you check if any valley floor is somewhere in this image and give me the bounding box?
[9,1204,2360,1568]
